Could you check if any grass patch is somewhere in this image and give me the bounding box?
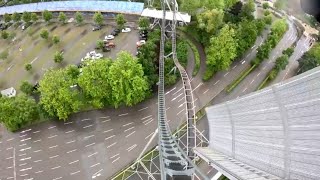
[185,39,201,77]
[226,65,257,93]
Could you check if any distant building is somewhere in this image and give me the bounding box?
[1,87,16,98]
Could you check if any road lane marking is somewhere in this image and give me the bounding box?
[19,163,27,166]
[32,130,40,134]
[232,65,237,69]
[107,142,117,149]
[20,129,31,133]
[125,131,136,138]
[19,143,26,147]
[65,130,75,134]
[18,153,26,156]
[19,157,31,161]
[123,122,133,127]
[84,135,95,140]
[33,160,42,163]
[33,139,41,143]
[49,145,58,149]
[19,147,31,152]
[118,113,128,117]
[20,174,28,177]
[51,166,61,170]
[145,132,154,139]
[20,134,28,138]
[20,138,31,142]
[103,129,113,133]
[177,109,184,115]
[141,115,152,120]
[138,107,148,111]
[101,119,111,123]
[48,126,56,129]
[192,83,203,92]
[214,80,220,85]
[33,150,42,153]
[112,157,120,163]
[48,135,57,139]
[173,87,183,95]
[66,140,76,144]
[178,103,185,108]
[69,160,79,165]
[126,144,137,152]
[203,89,209,94]
[7,166,13,169]
[242,87,248,93]
[81,118,91,122]
[35,170,43,174]
[70,170,81,175]
[104,135,115,140]
[241,61,245,64]
[64,121,73,125]
[250,79,255,85]
[124,127,134,132]
[67,149,77,154]
[85,143,96,148]
[144,119,153,126]
[6,156,13,160]
[166,107,170,111]
[178,97,185,102]
[171,93,183,101]
[90,163,100,168]
[110,153,119,159]
[224,72,229,77]
[52,177,62,180]
[257,73,261,77]
[99,116,109,119]
[88,152,98,158]
[20,167,32,172]
[49,155,59,159]
[83,124,94,129]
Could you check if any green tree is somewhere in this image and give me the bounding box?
[4,13,11,23]
[108,51,150,108]
[269,69,278,80]
[31,12,38,22]
[271,19,287,36]
[283,47,294,56]
[0,50,9,60]
[75,12,84,24]
[256,42,272,61]
[96,40,104,50]
[78,59,113,108]
[40,29,49,40]
[53,51,64,63]
[42,10,53,22]
[235,19,258,56]
[11,12,21,22]
[25,63,32,71]
[138,17,149,30]
[58,12,67,24]
[275,55,289,70]
[264,10,271,16]
[274,0,287,10]
[240,0,255,20]
[1,31,9,39]
[180,0,202,15]
[206,25,238,74]
[39,68,82,120]
[298,43,320,74]
[20,81,34,95]
[116,14,126,30]
[52,35,60,44]
[0,95,39,132]
[263,2,269,9]
[264,14,273,25]
[22,11,31,23]
[255,18,266,34]
[197,9,224,35]
[93,12,104,26]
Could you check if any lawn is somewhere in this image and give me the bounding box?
[0,22,138,91]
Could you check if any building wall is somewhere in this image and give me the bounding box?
[206,66,320,179]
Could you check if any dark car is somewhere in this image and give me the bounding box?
[139,36,147,41]
[102,47,111,52]
[0,23,8,30]
[139,30,148,35]
[92,26,101,31]
[111,29,120,36]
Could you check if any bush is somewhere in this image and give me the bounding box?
[283,47,294,56]
[263,2,269,9]
[20,81,34,95]
[176,40,188,67]
[96,40,104,49]
[25,63,32,71]
[0,50,9,60]
[185,40,201,77]
[52,35,60,44]
[264,15,272,25]
[54,51,64,63]
[75,12,84,24]
[40,29,49,40]
[203,69,215,81]
[1,31,9,39]
[264,10,271,16]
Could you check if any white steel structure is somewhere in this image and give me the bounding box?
[195,66,320,180]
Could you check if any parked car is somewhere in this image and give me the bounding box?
[102,47,111,52]
[139,30,148,35]
[136,40,146,48]
[105,35,115,40]
[92,26,101,31]
[0,23,8,30]
[105,41,116,48]
[111,29,120,36]
[122,27,131,33]
[139,36,147,41]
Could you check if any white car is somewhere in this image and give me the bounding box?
[105,35,114,40]
[136,40,146,47]
[122,28,131,33]
[95,53,103,58]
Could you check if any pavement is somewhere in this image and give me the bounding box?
[0,14,311,180]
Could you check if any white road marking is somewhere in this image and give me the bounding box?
[32,130,40,134]
[250,79,255,85]
[81,118,91,122]
[214,80,220,85]
[65,130,75,134]
[232,65,237,69]
[241,61,245,64]
[192,83,203,92]
[20,174,28,177]
[51,166,61,170]
[112,157,120,163]
[85,143,96,148]
[118,113,128,117]
[124,127,134,132]
[49,155,59,159]
[66,140,76,144]
[177,109,184,115]
[88,152,98,158]
[33,160,42,163]
[101,119,111,123]
[99,116,109,119]
[7,147,13,150]
[110,153,119,159]
[257,72,261,77]
[6,177,14,179]
[19,147,31,152]
[242,87,248,93]
[35,170,43,174]
[48,135,57,139]
[138,107,148,111]
[48,126,56,129]
[224,72,229,77]
[125,131,136,138]
[103,129,113,133]
[20,129,31,133]
[7,166,13,169]
[178,103,185,108]
[69,160,79,165]
[70,170,81,175]
[64,121,73,125]
[126,144,137,152]
[173,87,183,95]
[203,89,209,94]
[166,107,170,111]
[20,138,31,142]
[20,167,32,172]
[83,124,93,129]
[107,142,117,149]
[7,138,14,142]
[19,163,27,166]
[19,134,28,138]
[49,145,58,149]
[144,119,153,126]
[52,177,62,180]
[19,157,31,161]
[13,147,16,180]
[84,135,95,140]
[123,122,133,127]
[33,150,42,153]
[19,143,27,147]
[6,156,13,160]
[18,153,26,156]
[67,149,77,154]
[90,163,100,168]
[171,93,183,101]
[141,115,152,120]
[145,132,154,139]
[33,139,41,143]
[178,97,185,102]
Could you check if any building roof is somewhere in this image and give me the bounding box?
[141,8,191,23]
[0,1,144,15]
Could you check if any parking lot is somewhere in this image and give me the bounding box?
[0,21,139,90]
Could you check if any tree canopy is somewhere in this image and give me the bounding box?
[116,14,126,30]
[93,12,104,26]
[58,12,67,24]
[42,10,53,22]
[22,11,32,23]
[20,81,34,95]
[75,12,84,24]
[235,19,258,56]
[197,9,224,35]
[12,12,21,22]
[138,17,149,30]
[298,43,320,74]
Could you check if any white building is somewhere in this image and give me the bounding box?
[1,87,16,98]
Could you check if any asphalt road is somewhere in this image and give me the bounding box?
[0,17,306,180]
